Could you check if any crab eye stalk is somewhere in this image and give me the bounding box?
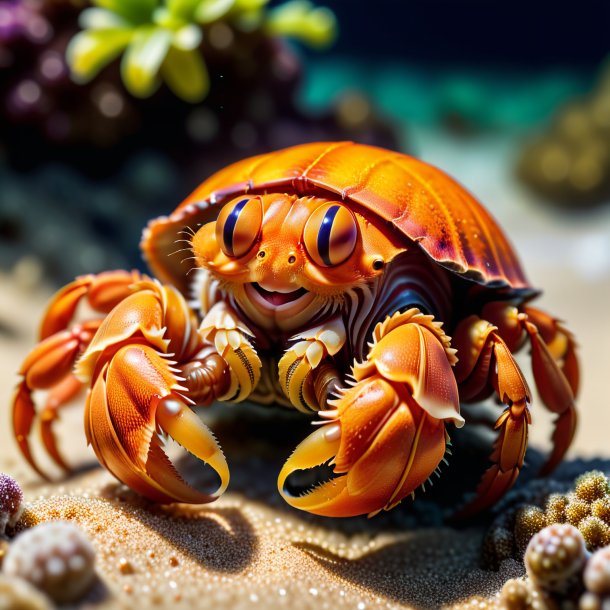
[303,203,358,267]
[216,196,263,258]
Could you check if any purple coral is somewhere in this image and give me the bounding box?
[0,472,24,536]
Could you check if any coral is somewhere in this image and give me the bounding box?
[485,471,610,568]
[574,472,609,503]
[584,547,610,595]
[515,507,547,556]
[0,575,52,610]
[499,578,536,610]
[0,472,24,536]
[525,523,588,594]
[3,520,96,603]
[517,61,610,208]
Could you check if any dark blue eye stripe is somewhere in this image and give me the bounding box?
[317,205,340,266]
[223,198,249,256]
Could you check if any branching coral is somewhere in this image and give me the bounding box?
[67,0,337,101]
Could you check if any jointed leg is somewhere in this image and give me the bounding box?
[453,300,579,517]
[453,316,532,517]
[278,316,346,412]
[13,271,145,477]
[483,302,578,475]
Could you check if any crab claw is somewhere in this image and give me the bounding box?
[278,311,463,517]
[85,344,229,504]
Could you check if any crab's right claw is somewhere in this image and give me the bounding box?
[85,345,229,504]
[278,311,463,517]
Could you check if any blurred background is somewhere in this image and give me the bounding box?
[1,0,609,457]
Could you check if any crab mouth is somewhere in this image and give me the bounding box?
[250,283,308,307]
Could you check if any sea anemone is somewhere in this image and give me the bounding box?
[3,520,96,603]
[0,472,24,537]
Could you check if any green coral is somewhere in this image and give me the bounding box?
[67,0,337,102]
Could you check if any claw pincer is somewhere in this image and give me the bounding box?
[14,274,230,503]
[279,310,464,517]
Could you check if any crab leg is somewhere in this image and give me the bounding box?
[453,316,532,517]
[39,270,144,340]
[278,309,464,517]
[12,320,101,477]
[482,303,578,476]
[73,282,236,503]
[278,316,346,412]
[199,302,262,402]
[13,270,145,477]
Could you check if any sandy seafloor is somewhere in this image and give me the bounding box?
[1,131,610,610]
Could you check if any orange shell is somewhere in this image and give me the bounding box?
[142,142,531,295]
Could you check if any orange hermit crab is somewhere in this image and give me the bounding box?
[12,142,579,517]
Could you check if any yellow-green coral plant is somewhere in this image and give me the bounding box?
[66,0,337,103]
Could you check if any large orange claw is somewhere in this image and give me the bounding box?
[278,310,463,517]
[86,345,228,504]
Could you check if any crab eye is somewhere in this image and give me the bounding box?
[303,203,358,267]
[216,196,263,258]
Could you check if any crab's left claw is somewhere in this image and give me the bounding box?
[278,310,463,517]
[85,344,228,504]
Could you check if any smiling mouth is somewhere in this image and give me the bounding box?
[251,283,308,307]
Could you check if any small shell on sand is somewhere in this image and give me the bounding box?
[0,472,24,536]
[3,520,96,603]
[0,575,52,610]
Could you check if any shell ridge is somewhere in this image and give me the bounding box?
[385,155,468,270]
[301,141,353,180]
[450,182,506,282]
[340,154,400,199]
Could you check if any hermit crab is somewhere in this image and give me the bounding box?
[12,142,579,517]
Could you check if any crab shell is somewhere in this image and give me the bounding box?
[142,141,534,299]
